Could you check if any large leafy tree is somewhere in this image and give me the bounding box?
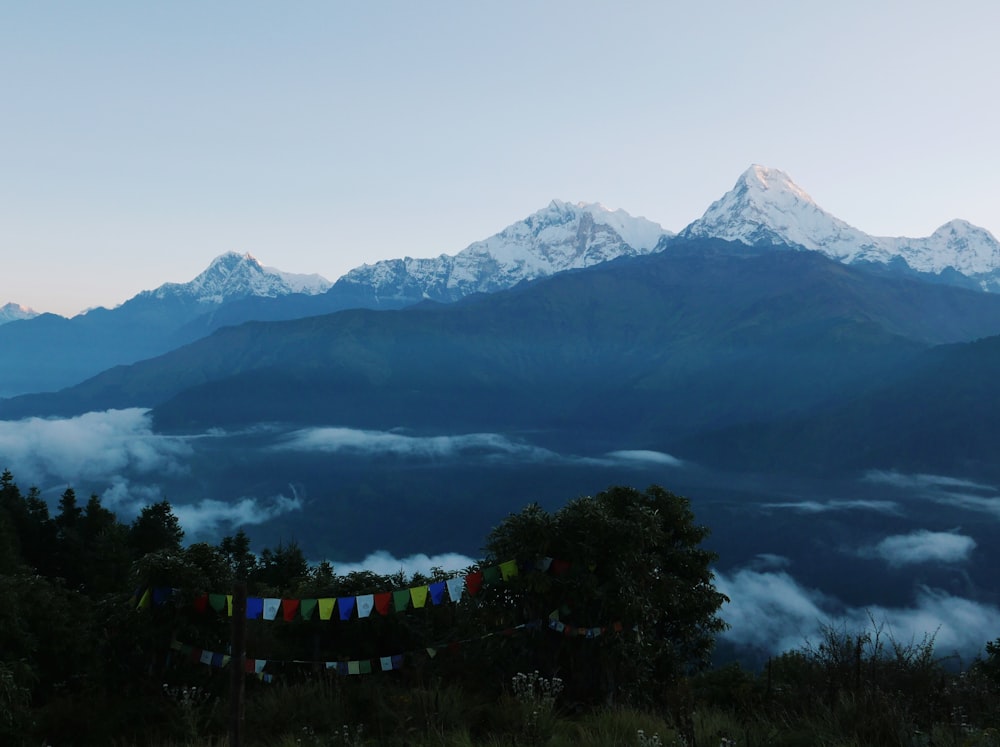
[483,484,728,703]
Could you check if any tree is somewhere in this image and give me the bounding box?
[483,484,728,704]
[128,500,184,557]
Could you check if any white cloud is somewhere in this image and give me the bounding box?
[761,499,901,515]
[0,408,191,486]
[862,530,977,568]
[863,471,994,492]
[716,566,998,657]
[861,470,1000,520]
[172,491,303,537]
[273,426,561,462]
[603,450,684,467]
[327,550,478,578]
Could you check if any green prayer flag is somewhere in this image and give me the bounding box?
[299,598,318,620]
[393,589,410,612]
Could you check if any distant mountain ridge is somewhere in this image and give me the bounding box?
[679,165,1000,289]
[0,303,38,325]
[4,165,1000,399]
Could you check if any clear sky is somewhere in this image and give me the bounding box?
[2,0,998,317]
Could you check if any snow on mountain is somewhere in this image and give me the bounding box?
[337,200,672,303]
[0,302,39,325]
[681,165,1000,290]
[144,252,331,305]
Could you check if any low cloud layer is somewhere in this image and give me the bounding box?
[273,427,561,462]
[761,499,901,515]
[172,490,303,537]
[328,550,478,578]
[0,409,191,487]
[861,530,977,568]
[603,450,683,467]
[863,470,1000,520]
[716,565,998,657]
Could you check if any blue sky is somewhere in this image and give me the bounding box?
[3,1,998,316]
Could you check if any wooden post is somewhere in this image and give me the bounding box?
[229,581,247,747]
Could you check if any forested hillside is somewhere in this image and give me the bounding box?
[1,469,998,746]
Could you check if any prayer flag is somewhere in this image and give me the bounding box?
[356,594,375,618]
[483,566,501,585]
[282,599,300,622]
[410,585,429,609]
[391,654,404,670]
[255,659,266,674]
[499,560,518,581]
[428,581,446,605]
[226,595,234,616]
[136,588,151,610]
[246,597,264,620]
[193,593,209,613]
[262,598,281,621]
[465,571,484,596]
[445,577,465,603]
[318,598,335,621]
[153,587,171,606]
[208,593,226,613]
[374,592,392,615]
[338,596,356,621]
[392,589,410,612]
[380,656,394,671]
[200,649,213,665]
[299,599,317,620]
[348,661,360,675]
[359,660,372,675]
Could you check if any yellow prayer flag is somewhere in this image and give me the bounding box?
[137,588,151,610]
[410,585,429,608]
[318,598,336,620]
[499,560,519,581]
[226,595,233,617]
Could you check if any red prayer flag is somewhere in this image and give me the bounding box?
[281,599,300,622]
[465,570,484,596]
[550,559,571,576]
[193,593,209,613]
[374,592,392,616]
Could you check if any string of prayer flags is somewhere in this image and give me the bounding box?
[151,555,579,625]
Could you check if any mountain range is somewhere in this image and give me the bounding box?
[4,164,1000,485]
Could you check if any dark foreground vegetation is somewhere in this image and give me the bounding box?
[1,469,998,746]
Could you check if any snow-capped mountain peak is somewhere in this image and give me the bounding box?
[336,201,672,305]
[146,251,331,305]
[681,165,1000,288]
[680,164,882,262]
[0,302,39,325]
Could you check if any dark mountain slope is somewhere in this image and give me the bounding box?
[674,332,1000,480]
[7,243,1000,455]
